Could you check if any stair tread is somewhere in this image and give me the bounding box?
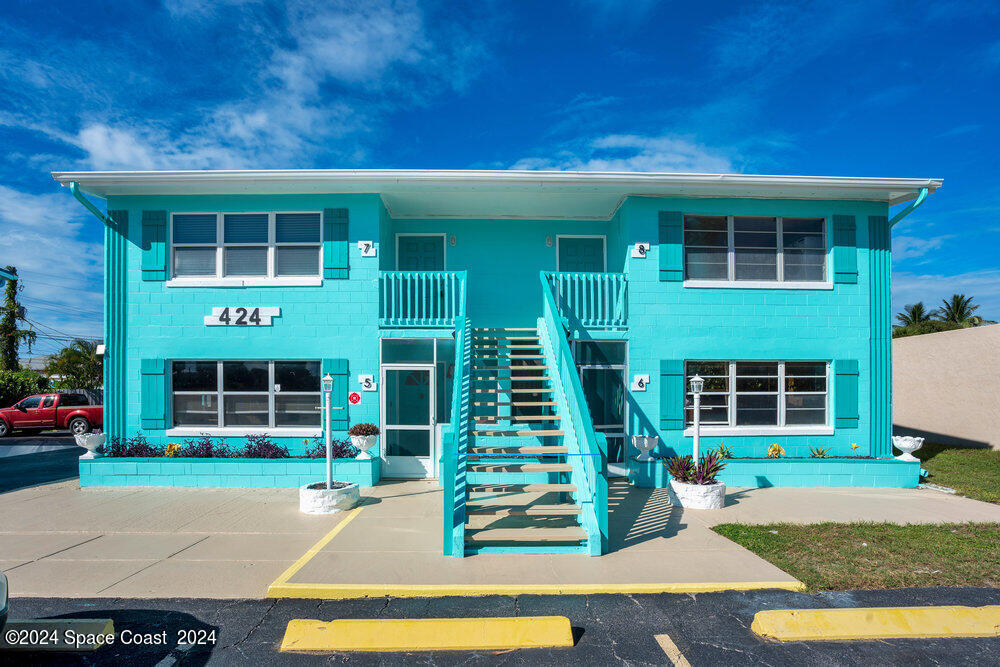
[473,328,538,331]
[468,483,576,492]
[471,429,565,438]
[474,416,560,422]
[466,504,582,516]
[474,336,539,340]
[475,355,546,359]
[473,344,543,349]
[473,401,558,406]
[472,366,549,371]
[465,527,587,542]
[467,463,571,472]
[473,388,554,394]
[469,445,569,454]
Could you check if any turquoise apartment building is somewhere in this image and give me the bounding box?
[53,169,940,555]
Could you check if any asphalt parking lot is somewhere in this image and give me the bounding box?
[4,588,999,665]
[0,434,78,493]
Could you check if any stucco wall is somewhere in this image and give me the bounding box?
[893,324,1000,449]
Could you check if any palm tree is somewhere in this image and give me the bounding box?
[935,294,982,326]
[45,339,103,390]
[895,302,933,327]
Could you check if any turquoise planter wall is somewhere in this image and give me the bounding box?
[619,197,890,460]
[80,457,380,488]
[627,457,920,488]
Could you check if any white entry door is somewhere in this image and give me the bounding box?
[381,365,436,478]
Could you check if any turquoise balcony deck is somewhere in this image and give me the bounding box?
[544,271,628,330]
[379,270,467,328]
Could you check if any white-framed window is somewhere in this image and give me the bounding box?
[685,360,828,428]
[171,360,321,428]
[683,215,827,285]
[171,212,322,280]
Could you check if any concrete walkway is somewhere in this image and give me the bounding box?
[2,478,999,599]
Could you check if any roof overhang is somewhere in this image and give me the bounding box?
[51,169,943,220]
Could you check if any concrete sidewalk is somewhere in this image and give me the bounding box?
[3,478,999,599]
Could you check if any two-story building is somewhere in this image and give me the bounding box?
[53,169,940,556]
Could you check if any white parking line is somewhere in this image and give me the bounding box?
[654,633,692,667]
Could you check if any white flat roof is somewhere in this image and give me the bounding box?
[51,169,942,220]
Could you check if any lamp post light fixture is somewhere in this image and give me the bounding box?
[689,374,704,469]
[322,373,334,489]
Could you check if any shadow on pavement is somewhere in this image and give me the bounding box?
[0,448,80,493]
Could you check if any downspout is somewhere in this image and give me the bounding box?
[69,181,115,226]
[889,187,928,228]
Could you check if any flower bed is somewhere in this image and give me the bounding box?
[628,456,920,488]
[105,434,357,459]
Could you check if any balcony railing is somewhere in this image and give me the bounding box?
[544,272,628,330]
[379,271,467,328]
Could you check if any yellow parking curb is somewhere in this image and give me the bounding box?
[268,580,805,599]
[279,616,574,652]
[752,605,1000,641]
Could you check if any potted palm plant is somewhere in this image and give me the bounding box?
[662,453,727,509]
[348,423,380,459]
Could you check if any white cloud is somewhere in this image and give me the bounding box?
[511,134,736,173]
[893,269,1000,321]
[891,234,952,260]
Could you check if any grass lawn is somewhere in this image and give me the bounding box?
[713,522,1000,590]
[915,442,1000,504]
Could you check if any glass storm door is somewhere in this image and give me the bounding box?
[580,367,627,477]
[381,366,436,478]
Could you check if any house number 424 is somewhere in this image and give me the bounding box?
[204,307,281,326]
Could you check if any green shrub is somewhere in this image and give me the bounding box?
[0,369,49,407]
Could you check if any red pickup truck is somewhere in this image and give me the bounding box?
[0,393,103,437]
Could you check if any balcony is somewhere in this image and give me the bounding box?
[544,271,628,330]
[379,271,467,328]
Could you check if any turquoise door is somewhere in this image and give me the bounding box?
[397,235,445,270]
[558,237,605,272]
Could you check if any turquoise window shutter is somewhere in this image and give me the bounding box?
[323,208,349,279]
[833,215,857,284]
[322,358,350,428]
[659,359,685,429]
[834,359,859,428]
[658,211,684,281]
[140,358,167,430]
[141,210,168,281]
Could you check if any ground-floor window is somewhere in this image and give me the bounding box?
[684,360,828,428]
[171,360,321,428]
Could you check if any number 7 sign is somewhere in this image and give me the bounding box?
[358,241,377,257]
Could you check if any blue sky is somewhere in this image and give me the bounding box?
[1,0,998,355]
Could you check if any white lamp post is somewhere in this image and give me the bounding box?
[322,373,334,490]
[690,374,704,469]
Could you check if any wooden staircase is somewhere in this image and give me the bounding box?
[463,326,588,553]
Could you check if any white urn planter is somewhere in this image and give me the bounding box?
[892,435,924,462]
[667,479,727,510]
[299,482,360,515]
[350,435,379,459]
[632,435,659,462]
[75,432,106,459]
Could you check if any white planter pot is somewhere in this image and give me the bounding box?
[75,432,106,459]
[299,482,360,515]
[350,434,379,459]
[667,479,726,510]
[892,435,924,462]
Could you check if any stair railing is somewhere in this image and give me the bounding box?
[380,270,465,328]
[545,271,628,330]
[441,274,470,557]
[538,271,609,555]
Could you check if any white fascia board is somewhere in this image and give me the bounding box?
[50,169,943,210]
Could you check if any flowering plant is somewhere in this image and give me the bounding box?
[767,443,785,458]
[348,423,380,437]
[662,453,726,485]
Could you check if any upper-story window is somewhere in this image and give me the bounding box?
[683,215,826,284]
[172,212,321,279]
